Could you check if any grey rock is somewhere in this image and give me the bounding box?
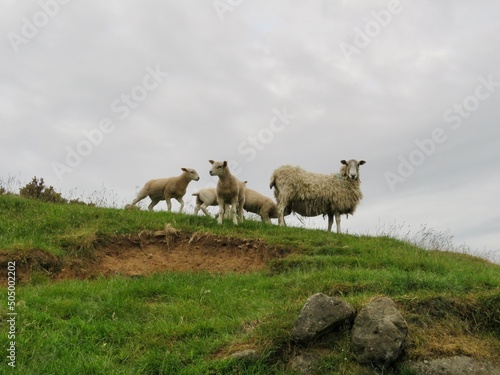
[405,355,500,375]
[292,293,356,344]
[152,230,166,238]
[351,296,408,368]
[229,349,259,361]
[289,353,321,375]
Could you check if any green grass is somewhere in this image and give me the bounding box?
[0,194,499,374]
[7,274,290,374]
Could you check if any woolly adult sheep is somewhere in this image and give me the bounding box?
[208,160,246,225]
[269,159,366,233]
[128,168,200,212]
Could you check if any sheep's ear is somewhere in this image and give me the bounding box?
[223,161,228,167]
[209,160,214,164]
[181,168,187,172]
[341,160,347,165]
[359,160,366,165]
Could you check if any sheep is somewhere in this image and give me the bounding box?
[128,168,200,212]
[192,187,219,217]
[243,188,280,223]
[193,186,280,223]
[208,160,246,225]
[192,187,234,218]
[269,159,366,233]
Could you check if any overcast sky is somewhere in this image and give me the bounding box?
[1,1,499,262]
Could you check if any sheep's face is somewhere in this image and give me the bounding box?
[181,168,200,181]
[341,159,366,180]
[208,160,228,177]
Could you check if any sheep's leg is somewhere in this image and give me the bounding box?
[277,202,286,227]
[230,198,239,225]
[237,199,245,223]
[130,192,147,206]
[175,197,184,213]
[148,198,160,211]
[193,204,200,216]
[326,213,333,232]
[231,206,238,225]
[335,213,341,233]
[130,196,142,206]
[217,198,224,224]
[261,209,271,224]
[200,203,211,216]
[238,205,244,223]
[166,198,172,212]
[223,204,231,219]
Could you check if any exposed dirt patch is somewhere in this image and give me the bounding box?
[0,249,63,283]
[0,231,292,284]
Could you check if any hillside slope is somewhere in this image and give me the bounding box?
[0,194,499,374]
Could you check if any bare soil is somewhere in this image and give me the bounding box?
[0,231,292,284]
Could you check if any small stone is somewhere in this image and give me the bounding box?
[289,353,321,375]
[229,349,259,361]
[153,230,165,238]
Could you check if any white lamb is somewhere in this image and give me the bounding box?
[193,186,279,223]
[128,168,200,212]
[269,159,366,233]
[192,188,219,217]
[208,160,246,225]
[243,188,280,223]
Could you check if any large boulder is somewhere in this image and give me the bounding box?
[292,293,356,344]
[351,297,408,368]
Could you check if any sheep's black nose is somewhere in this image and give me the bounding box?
[350,174,356,179]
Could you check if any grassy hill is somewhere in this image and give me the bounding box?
[0,193,499,374]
